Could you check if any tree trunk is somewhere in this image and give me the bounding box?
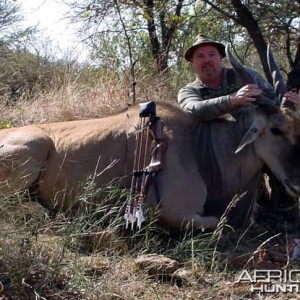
[143,0,184,73]
[143,0,168,72]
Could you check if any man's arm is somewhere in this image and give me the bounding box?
[177,85,232,121]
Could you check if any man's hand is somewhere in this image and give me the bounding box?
[229,84,262,108]
[285,90,300,106]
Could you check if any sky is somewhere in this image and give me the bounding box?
[19,0,88,61]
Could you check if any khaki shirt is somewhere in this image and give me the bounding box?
[178,67,279,121]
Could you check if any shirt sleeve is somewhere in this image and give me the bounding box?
[177,85,232,121]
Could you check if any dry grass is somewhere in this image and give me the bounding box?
[0,183,297,299]
[0,72,175,127]
[0,84,129,127]
[0,75,298,299]
[0,207,294,299]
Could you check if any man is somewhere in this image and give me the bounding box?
[178,34,300,232]
[178,35,299,121]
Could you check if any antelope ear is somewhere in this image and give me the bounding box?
[235,117,266,154]
[235,127,260,153]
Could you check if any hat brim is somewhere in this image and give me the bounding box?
[184,42,226,61]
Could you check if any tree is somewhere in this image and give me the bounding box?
[64,0,300,90]
[65,0,198,73]
[0,0,22,40]
[0,0,36,46]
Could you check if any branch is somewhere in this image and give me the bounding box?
[114,0,137,103]
[203,0,239,23]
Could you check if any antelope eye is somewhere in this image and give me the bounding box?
[270,127,282,135]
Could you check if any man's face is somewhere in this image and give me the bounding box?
[190,44,223,82]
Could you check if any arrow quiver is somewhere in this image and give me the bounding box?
[124,101,165,229]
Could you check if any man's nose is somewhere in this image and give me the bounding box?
[202,56,211,63]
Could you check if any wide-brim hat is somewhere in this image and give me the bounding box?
[184,35,226,61]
